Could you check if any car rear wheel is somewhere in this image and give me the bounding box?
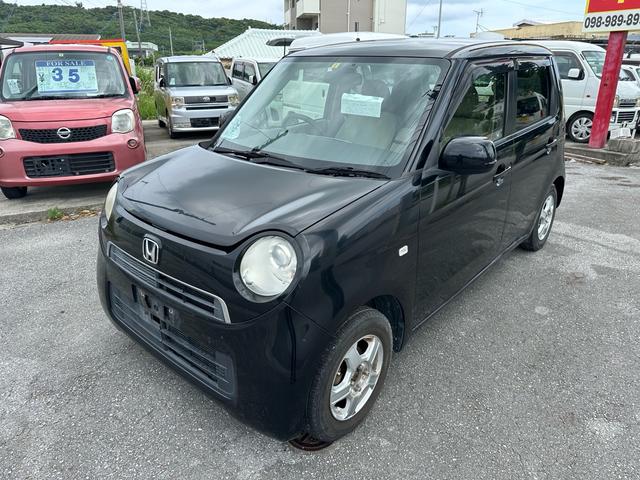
[1,186,27,200]
[520,185,557,252]
[306,307,392,443]
[568,113,593,143]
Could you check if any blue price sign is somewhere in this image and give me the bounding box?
[35,60,98,94]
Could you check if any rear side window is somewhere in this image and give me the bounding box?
[515,61,551,131]
[443,67,507,143]
[554,53,583,80]
[232,62,243,79]
[243,63,256,82]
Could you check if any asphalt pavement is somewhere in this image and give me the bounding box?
[1,161,639,479]
[0,121,211,225]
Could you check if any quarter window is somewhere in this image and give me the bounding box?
[232,62,243,79]
[443,68,507,143]
[516,62,551,130]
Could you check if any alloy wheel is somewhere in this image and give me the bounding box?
[537,195,555,241]
[571,117,592,141]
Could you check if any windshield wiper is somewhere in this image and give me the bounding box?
[89,93,124,99]
[308,166,390,180]
[23,95,63,101]
[213,146,306,171]
[252,129,288,151]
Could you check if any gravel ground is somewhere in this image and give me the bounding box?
[1,161,639,480]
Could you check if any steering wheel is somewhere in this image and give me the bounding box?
[284,111,322,134]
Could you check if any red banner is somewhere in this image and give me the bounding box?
[587,0,640,14]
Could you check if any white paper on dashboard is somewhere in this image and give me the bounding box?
[341,93,384,118]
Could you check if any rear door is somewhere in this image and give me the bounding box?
[502,56,562,246]
[415,60,515,321]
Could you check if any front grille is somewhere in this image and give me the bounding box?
[618,99,637,108]
[108,243,230,324]
[110,284,235,399]
[190,118,219,128]
[616,111,636,124]
[185,95,228,104]
[185,105,227,111]
[23,152,114,178]
[19,125,108,144]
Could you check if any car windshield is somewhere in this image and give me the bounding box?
[1,51,127,101]
[213,56,448,178]
[584,51,606,77]
[258,62,276,78]
[166,61,227,87]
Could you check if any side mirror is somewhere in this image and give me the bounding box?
[249,75,258,86]
[129,76,142,94]
[567,68,582,80]
[227,75,232,85]
[440,137,497,175]
[159,77,166,88]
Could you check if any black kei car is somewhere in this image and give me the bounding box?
[98,38,565,445]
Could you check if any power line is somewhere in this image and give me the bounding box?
[407,0,433,30]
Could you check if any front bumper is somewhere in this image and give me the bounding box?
[0,132,146,188]
[170,105,235,132]
[97,218,332,441]
[610,107,639,129]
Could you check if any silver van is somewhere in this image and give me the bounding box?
[154,56,239,138]
[230,58,278,100]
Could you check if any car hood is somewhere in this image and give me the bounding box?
[166,85,238,98]
[0,97,133,122]
[121,146,385,247]
[616,80,640,98]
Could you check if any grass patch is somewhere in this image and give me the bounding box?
[47,207,64,221]
[135,67,157,120]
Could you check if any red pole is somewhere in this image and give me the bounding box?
[589,30,628,149]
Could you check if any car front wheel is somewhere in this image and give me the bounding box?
[1,186,27,199]
[568,113,593,143]
[520,185,557,251]
[306,307,392,443]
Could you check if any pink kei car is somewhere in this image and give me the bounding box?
[0,44,146,199]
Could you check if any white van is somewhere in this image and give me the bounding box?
[230,58,278,100]
[535,41,640,143]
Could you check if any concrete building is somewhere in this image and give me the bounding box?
[284,0,407,34]
[482,19,606,40]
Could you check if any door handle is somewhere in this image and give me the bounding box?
[545,138,558,154]
[493,165,511,187]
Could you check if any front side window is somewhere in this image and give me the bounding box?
[443,67,506,143]
[243,63,256,82]
[166,61,227,87]
[515,61,550,130]
[584,51,605,77]
[1,51,127,101]
[214,57,449,178]
[554,52,583,80]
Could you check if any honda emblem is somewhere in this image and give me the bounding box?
[142,237,160,265]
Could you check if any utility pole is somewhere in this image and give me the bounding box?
[133,9,142,60]
[436,0,443,39]
[474,9,484,35]
[117,0,126,41]
[169,27,174,56]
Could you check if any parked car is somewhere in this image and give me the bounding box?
[622,64,640,88]
[0,44,145,200]
[98,38,565,444]
[230,57,278,100]
[535,40,640,143]
[154,56,239,138]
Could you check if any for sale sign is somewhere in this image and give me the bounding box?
[584,0,640,32]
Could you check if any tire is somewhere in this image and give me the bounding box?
[520,185,557,252]
[158,117,166,128]
[1,186,27,199]
[567,112,593,143]
[167,114,178,139]
[307,307,392,443]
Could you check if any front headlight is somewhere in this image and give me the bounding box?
[240,236,298,297]
[613,95,620,108]
[228,93,239,107]
[0,115,16,140]
[635,98,640,108]
[171,96,185,108]
[111,109,135,134]
[104,182,118,220]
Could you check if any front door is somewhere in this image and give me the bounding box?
[415,61,514,322]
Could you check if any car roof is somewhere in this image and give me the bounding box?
[531,40,605,53]
[289,32,407,52]
[287,37,551,59]
[9,43,111,54]
[158,55,222,63]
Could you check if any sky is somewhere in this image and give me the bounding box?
[19,0,588,37]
